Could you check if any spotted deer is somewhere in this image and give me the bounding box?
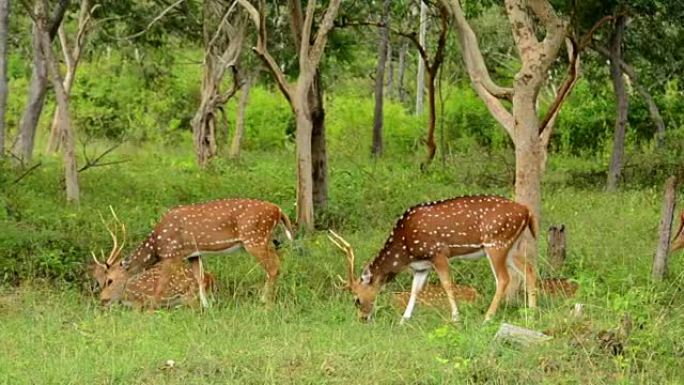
[91,199,293,308]
[328,195,537,323]
[93,256,216,310]
[671,211,684,252]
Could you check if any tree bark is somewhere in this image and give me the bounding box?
[0,0,8,158]
[653,176,678,281]
[12,0,69,165]
[294,98,314,228]
[606,15,628,192]
[37,3,79,203]
[397,39,408,103]
[372,0,391,157]
[310,71,327,211]
[229,74,251,159]
[547,225,567,275]
[415,1,427,115]
[386,39,394,98]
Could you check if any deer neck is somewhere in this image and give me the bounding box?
[367,236,409,285]
[121,232,159,273]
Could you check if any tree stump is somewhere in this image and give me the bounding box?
[547,225,567,275]
[653,175,678,280]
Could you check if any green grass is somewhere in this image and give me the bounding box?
[2,139,684,384]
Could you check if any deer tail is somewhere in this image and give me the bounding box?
[279,210,294,241]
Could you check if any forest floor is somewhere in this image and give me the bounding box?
[2,143,684,384]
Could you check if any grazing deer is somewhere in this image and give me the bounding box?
[94,257,216,310]
[328,195,537,323]
[671,211,684,252]
[91,199,293,308]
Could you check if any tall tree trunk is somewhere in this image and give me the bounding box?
[12,0,68,165]
[38,5,78,203]
[415,1,427,115]
[372,0,391,157]
[397,40,408,103]
[0,0,8,158]
[229,75,252,160]
[422,69,437,167]
[606,15,628,192]
[310,71,327,211]
[192,69,219,168]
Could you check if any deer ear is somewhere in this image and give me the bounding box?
[361,266,373,285]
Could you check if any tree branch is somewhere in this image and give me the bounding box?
[539,37,579,136]
[238,0,293,103]
[120,0,187,40]
[308,0,342,67]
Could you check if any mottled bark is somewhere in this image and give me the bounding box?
[415,1,427,115]
[606,15,628,192]
[372,0,391,157]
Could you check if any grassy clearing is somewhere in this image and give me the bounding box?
[2,142,684,384]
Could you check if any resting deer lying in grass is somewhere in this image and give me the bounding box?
[329,195,537,323]
[94,258,215,310]
[91,199,292,308]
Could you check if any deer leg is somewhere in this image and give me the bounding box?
[400,268,429,324]
[152,260,174,309]
[189,256,209,309]
[245,243,280,304]
[484,247,511,322]
[432,253,460,323]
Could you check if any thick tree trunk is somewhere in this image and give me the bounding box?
[397,40,408,104]
[229,75,251,159]
[294,98,314,231]
[192,71,219,168]
[415,1,427,115]
[653,176,678,280]
[372,0,390,157]
[310,71,327,211]
[606,16,628,192]
[0,0,7,158]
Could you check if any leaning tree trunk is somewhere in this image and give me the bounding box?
[310,71,327,212]
[229,75,251,159]
[0,0,8,158]
[372,0,391,157]
[606,15,628,192]
[13,24,48,165]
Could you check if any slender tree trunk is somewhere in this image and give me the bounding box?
[46,25,79,153]
[415,1,427,115]
[229,75,251,159]
[372,0,391,157]
[638,83,666,149]
[38,8,78,203]
[606,15,628,192]
[0,0,8,158]
[422,69,437,167]
[310,71,327,211]
[653,176,678,280]
[397,40,408,103]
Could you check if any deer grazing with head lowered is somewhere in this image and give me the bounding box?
[91,198,293,308]
[329,195,537,323]
[92,255,216,310]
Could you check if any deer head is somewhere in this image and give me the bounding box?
[671,211,684,252]
[328,230,381,321]
[89,207,129,305]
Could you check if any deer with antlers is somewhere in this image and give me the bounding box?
[91,198,293,308]
[328,195,537,323]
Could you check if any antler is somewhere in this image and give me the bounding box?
[99,206,127,266]
[90,250,106,268]
[327,230,356,288]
